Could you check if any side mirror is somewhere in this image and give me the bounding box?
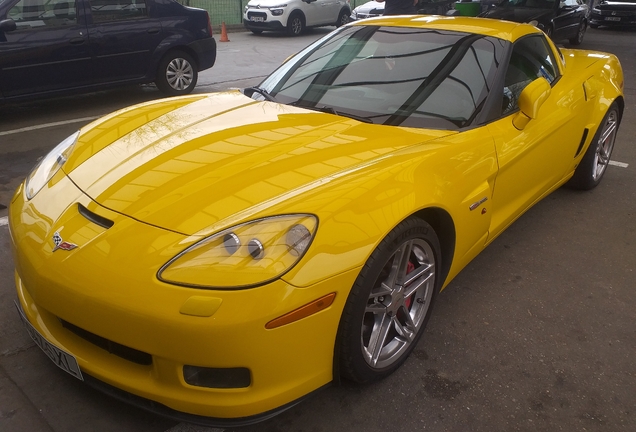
[513,77,551,130]
[0,19,17,33]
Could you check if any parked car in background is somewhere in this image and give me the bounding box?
[479,0,589,45]
[590,0,636,28]
[243,0,351,36]
[0,0,216,102]
[349,0,454,21]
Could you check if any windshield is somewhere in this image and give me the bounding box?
[259,25,506,130]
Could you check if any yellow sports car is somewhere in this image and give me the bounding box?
[9,16,623,426]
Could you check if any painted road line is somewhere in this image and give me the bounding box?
[609,160,629,168]
[0,216,8,227]
[0,116,101,137]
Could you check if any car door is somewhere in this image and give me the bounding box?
[487,34,587,239]
[85,0,163,83]
[318,0,340,24]
[304,0,333,26]
[552,0,582,40]
[0,0,91,98]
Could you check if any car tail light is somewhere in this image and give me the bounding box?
[206,11,213,36]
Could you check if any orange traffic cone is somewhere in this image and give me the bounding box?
[220,22,230,42]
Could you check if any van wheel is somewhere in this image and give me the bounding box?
[155,51,198,96]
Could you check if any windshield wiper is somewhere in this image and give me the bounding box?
[308,105,373,124]
[244,86,278,102]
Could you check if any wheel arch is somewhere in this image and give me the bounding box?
[615,95,625,121]
[412,207,456,289]
[288,9,306,24]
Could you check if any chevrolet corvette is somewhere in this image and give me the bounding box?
[9,16,624,426]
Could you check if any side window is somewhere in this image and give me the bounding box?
[502,36,559,116]
[89,0,147,23]
[9,0,77,29]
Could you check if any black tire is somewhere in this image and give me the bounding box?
[567,102,621,190]
[286,12,304,36]
[590,23,599,29]
[335,9,349,27]
[250,29,263,35]
[569,20,586,45]
[337,218,442,384]
[155,51,198,96]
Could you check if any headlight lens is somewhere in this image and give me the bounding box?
[158,214,318,288]
[271,8,284,15]
[25,131,79,200]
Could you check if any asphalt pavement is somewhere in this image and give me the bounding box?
[1,26,635,432]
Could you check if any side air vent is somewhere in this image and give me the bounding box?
[78,203,114,229]
[574,128,589,158]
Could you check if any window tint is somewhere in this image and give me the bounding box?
[262,26,505,130]
[90,0,147,23]
[502,35,558,116]
[9,0,77,29]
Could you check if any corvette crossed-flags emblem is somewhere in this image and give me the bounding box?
[52,231,77,252]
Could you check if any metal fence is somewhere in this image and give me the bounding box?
[176,0,370,27]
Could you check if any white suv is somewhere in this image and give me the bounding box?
[244,0,351,36]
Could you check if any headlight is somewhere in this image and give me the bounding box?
[271,8,284,15]
[25,131,79,200]
[592,7,600,12]
[158,214,318,288]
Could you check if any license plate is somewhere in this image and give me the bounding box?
[15,302,83,381]
[250,16,265,22]
[605,17,621,21]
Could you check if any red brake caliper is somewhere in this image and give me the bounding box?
[404,261,415,309]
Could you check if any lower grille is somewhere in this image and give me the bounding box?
[60,319,152,366]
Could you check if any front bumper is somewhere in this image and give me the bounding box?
[243,18,286,32]
[590,11,636,26]
[9,174,357,421]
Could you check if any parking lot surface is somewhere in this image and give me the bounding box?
[1,27,635,432]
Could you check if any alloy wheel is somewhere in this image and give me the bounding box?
[592,109,618,181]
[361,238,435,369]
[166,58,194,91]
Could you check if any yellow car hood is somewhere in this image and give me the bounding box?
[65,91,454,235]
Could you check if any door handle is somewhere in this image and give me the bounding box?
[69,37,85,45]
[147,28,160,34]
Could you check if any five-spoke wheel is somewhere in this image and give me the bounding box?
[338,218,441,383]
